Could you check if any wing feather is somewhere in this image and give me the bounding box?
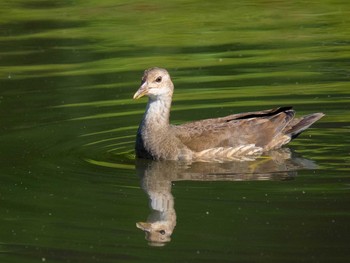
[172,107,295,152]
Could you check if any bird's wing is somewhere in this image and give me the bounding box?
[172,107,295,152]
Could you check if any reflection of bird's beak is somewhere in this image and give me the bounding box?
[133,82,148,99]
[136,222,171,245]
[136,222,152,232]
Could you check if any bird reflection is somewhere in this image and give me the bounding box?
[135,148,317,246]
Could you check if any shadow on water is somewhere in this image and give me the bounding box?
[135,148,317,246]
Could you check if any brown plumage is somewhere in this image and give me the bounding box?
[133,67,324,161]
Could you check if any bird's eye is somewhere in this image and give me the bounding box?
[155,76,162,83]
[159,230,166,235]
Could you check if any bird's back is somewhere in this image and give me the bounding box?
[173,107,322,152]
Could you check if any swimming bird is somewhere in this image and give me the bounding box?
[133,67,324,161]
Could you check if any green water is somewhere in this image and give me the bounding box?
[1,0,349,262]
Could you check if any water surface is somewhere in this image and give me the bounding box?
[0,1,349,262]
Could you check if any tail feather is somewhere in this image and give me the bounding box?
[285,113,325,139]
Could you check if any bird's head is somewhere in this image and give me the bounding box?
[133,67,174,100]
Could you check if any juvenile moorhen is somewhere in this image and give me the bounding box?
[133,67,324,161]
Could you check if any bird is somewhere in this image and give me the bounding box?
[133,67,324,161]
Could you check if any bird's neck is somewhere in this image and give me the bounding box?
[143,96,172,130]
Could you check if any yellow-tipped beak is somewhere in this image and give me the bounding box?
[133,82,148,99]
[136,222,152,231]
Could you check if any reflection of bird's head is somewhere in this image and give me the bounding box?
[136,221,172,245]
[133,67,174,100]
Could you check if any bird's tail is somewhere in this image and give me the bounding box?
[285,112,325,139]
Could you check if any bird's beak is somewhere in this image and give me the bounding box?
[133,81,148,99]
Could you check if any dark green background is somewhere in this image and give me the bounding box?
[0,0,349,262]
